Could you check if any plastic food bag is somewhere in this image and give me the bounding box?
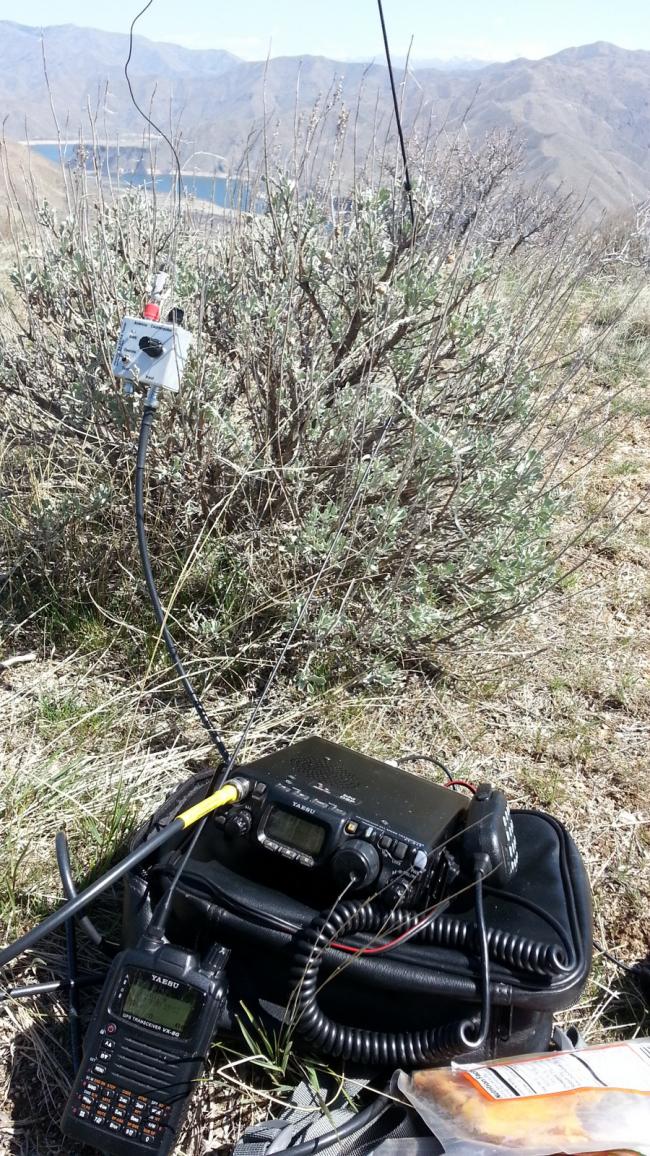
[398,1038,650,1156]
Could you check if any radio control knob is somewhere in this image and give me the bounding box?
[225,809,252,839]
[384,877,411,906]
[332,839,380,891]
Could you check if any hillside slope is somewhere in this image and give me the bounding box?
[0,140,66,236]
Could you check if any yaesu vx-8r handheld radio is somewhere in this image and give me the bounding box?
[61,938,230,1154]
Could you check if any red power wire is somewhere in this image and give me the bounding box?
[332,907,441,956]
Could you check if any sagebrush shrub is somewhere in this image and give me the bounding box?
[0,137,606,688]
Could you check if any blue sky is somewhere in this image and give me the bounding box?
[1,0,649,61]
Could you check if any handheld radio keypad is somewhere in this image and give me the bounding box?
[61,941,229,1155]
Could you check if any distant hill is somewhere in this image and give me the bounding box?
[411,57,491,71]
[0,22,649,217]
[0,139,65,236]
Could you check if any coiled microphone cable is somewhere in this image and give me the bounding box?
[291,898,478,1065]
[289,879,569,1066]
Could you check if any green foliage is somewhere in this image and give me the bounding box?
[0,142,606,689]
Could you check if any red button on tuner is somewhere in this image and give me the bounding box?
[106,1023,117,1034]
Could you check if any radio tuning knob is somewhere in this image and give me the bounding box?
[332,839,381,891]
[224,809,252,840]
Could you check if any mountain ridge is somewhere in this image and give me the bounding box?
[1,22,649,218]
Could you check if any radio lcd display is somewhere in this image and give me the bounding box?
[265,807,326,856]
[122,970,201,1036]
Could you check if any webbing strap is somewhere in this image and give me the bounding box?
[232,1073,443,1156]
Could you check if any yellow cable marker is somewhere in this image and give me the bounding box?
[177,782,240,829]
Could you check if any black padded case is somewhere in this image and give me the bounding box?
[124,755,592,1065]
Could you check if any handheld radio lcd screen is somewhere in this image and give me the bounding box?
[121,970,201,1037]
[265,807,326,856]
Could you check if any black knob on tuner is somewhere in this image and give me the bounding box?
[332,839,381,891]
[139,335,164,358]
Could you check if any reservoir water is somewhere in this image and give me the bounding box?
[30,143,254,210]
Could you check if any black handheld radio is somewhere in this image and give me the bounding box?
[61,937,230,1154]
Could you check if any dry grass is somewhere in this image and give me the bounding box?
[1,287,649,1151]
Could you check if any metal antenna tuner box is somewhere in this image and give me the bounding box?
[112,317,193,392]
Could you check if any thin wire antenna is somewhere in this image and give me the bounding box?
[124,0,183,256]
[377,0,415,229]
[149,421,395,936]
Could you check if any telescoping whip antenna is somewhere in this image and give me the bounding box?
[377,0,416,229]
[131,0,423,946]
